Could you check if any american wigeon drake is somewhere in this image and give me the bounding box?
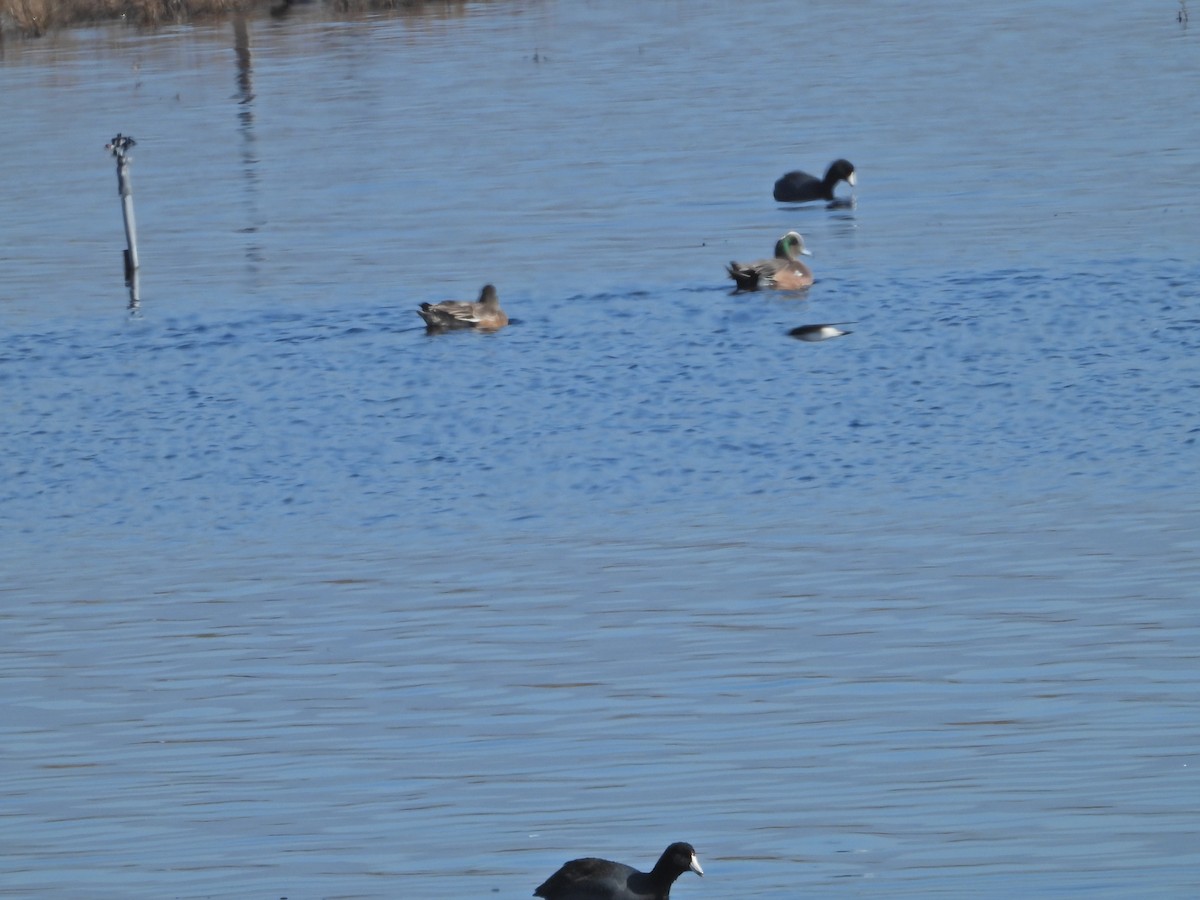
[417,284,508,332]
[727,231,813,291]
[534,842,703,900]
[789,322,854,342]
[773,159,856,203]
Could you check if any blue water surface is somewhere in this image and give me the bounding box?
[2,1,1199,898]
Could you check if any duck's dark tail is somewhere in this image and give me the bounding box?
[726,262,759,291]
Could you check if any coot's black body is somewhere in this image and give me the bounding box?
[773,158,856,203]
[534,842,703,900]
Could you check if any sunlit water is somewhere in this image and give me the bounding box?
[2,2,1199,898]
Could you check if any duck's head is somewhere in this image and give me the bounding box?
[776,231,813,259]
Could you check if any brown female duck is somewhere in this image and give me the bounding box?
[417,284,508,332]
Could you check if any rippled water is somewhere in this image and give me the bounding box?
[3,2,1199,898]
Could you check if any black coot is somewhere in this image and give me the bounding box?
[534,841,703,900]
[773,158,856,203]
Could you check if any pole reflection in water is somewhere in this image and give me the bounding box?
[233,15,265,279]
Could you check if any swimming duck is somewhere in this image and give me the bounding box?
[727,231,813,290]
[789,322,854,342]
[417,284,508,332]
[534,841,703,900]
[773,158,856,203]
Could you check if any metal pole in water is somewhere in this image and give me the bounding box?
[106,134,140,280]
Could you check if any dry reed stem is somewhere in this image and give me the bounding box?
[0,0,486,37]
[1,0,257,35]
